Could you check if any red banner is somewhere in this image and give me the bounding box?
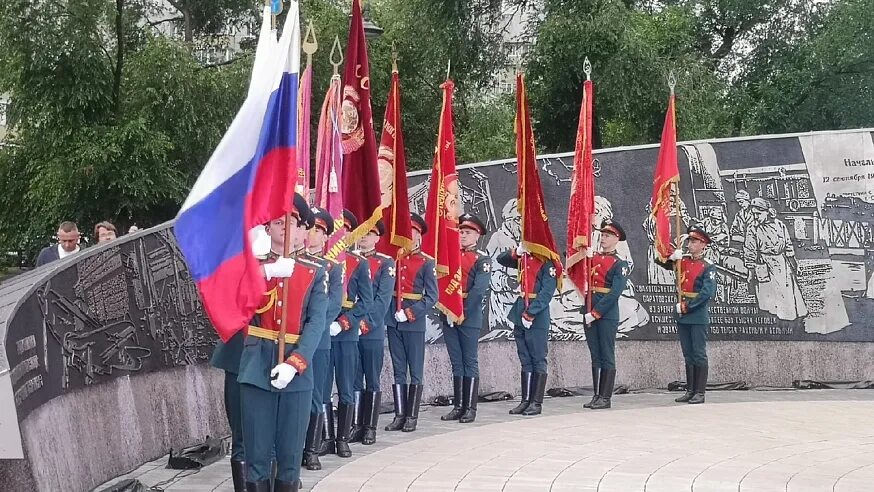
[649,94,679,262]
[340,0,381,245]
[422,80,464,323]
[566,79,595,296]
[516,73,563,288]
[375,68,413,258]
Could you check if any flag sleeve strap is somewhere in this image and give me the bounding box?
[524,263,557,317]
[592,261,628,316]
[496,250,519,269]
[463,257,491,316]
[406,259,438,321]
[285,268,328,373]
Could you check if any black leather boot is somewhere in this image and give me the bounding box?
[274,479,300,492]
[688,365,707,404]
[402,384,424,432]
[362,390,381,445]
[348,390,364,443]
[521,373,547,416]
[675,364,695,403]
[384,383,407,431]
[335,402,354,457]
[584,366,601,408]
[459,377,479,423]
[509,372,533,415]
[441,377,464,421]
[590,368,615,409]
[302,412,323,471]
[245,481,270,492]
[317,403,336,456]
[230,460,246,492]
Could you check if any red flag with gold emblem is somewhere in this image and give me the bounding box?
[649,94,679,262]
[422,79,464,323]
[375,64,413,258]
[516,73,562,287]
[340,0,381,245]
[566,79,595,295]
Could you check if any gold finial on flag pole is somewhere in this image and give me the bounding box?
[584,57,592,81]
[391,41,398,73]
[302,20,318,67]
[668,70,677,96]
[330,35,343,77]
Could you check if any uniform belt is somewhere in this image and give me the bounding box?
[592,287,610,294]
[401,293,423,300]
[681,292,699,299]
[342,300,355,309]
[247,326,300,344]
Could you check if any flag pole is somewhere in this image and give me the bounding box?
[583,57,594,316]
[668,71,683,303]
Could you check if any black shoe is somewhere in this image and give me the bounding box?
[590,368,615,410]
[458,377,479,423]
[348,390,364,443]
[245,481,270,492]
[688,365,707,404]
[583,366,600,408]
[384,383,407,431]
[441,377,464,421]
[274,479,300,492]
[361,390,381,445]
[230,460,246,492]
[509,372,533,415]
[675,364,695,403]
[317,403,336,456]
[402,384,424,432]
[335,402,354,458]
[521,373,547,416]
[302,412,323,471]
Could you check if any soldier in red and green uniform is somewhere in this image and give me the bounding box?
[237,194,328,492]
[581,220,629,410]
[440,214,490,424]
[657,226,716,405]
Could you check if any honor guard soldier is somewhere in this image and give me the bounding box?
[440,214,490,424]
[211,323,247,490]
[238,193,328,492]
[497,243,558,416]
[324,210,372,458]
[350,219,395,445]
[658,226,716,404]
[581,220,629,410]
[384,213,437,433]
[300,208,343,471]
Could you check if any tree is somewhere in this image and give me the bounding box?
[0,0,251,260]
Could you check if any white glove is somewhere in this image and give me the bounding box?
[358,327,363,336]
[264,257,295,280]
[270,362,297,389]
[669,249,684,261]
[249,225,271,257]
[676,303,683,314]
[584,313,596,324]
[521,317,533,329]
[329,322,342,336]
[515,244,526,256]
[585,247,595,258]
[447,320,455,328]
[394,310,408,323]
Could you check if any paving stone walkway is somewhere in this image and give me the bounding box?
[97,389,874,491]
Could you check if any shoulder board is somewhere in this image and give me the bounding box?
[477,249,488,256]
[418,252,435,261]
[704,258,714,265]
[375,252,392,260]
[296,258,321,270]
[349,251,366,260]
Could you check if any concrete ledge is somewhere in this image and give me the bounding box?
[0,364,226,492]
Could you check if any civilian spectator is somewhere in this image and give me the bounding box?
[94,221,118,243]
[36,221,81,267]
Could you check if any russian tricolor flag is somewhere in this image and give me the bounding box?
[174,3,300,341]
